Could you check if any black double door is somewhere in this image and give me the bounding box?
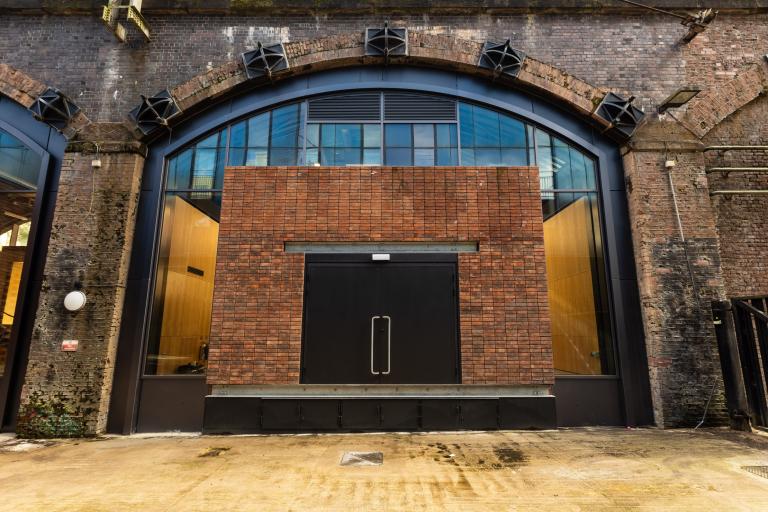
[302,254,459,384]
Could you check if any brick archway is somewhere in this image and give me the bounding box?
[678,63,768,139]
[155,31,616,139]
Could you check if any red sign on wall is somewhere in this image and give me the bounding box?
[61,340,79,352]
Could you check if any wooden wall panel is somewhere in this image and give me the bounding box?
[543,196,601,375]
[157,196,219,375]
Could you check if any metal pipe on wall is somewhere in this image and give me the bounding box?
[710,190,768,195]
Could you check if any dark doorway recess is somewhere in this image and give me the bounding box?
[301,253,460,385]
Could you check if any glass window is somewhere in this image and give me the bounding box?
[306,124,320,148]
[472,106,501,147]
[363,148,381,165]
[0,131,41,190]
[0,129,39,378]
[336,124,361,148]
[310,123,381,166]
[458,102,474,148]
[500,115,526,147]
[414,148,434,166]
[385,124,412,147]
[413,124,434,147]
[156,92,610,379]
[542,193,614,375]
[248,112,269,147]
[145,191,221,375]
[363,124,380,148]
[457,103,532,168]
[436,147,458,166]
[436,124,457,148]
[385,148,412,166]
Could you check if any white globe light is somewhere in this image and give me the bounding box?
[63,291,87,312]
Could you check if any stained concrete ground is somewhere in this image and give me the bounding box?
[1,428,767,511]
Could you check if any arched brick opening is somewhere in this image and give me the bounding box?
[679,63,768,140]
[139,31,618,140]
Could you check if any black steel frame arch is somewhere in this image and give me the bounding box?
[0,97,65,430]
[108,66,653,433]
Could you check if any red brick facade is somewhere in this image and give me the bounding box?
[208,166,553,387]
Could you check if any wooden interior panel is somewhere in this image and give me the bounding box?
[157,195,219,375]
[543,196,601,375]
[2,261,22,325]
[0,246,26,376]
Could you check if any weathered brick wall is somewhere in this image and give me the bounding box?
[17,130,144,437]
[623,122,729,427]
[705,96,768,298]
[0,12,766,121]
[210,166,553,387]
[3,7,766,430]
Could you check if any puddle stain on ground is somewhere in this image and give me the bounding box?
[426,441,528,470]
[198,446,231,457]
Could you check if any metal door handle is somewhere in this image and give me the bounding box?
[382,315,391,375]
[370,315,381,375]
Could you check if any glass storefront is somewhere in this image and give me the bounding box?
[143,91,614,376]
[0,129,40,378]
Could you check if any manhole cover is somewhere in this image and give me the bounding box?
[340,451,383,466]
[743,466,768,479]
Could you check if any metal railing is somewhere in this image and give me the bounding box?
[732,298,768,427]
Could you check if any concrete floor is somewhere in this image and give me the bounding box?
[1,428,767,511]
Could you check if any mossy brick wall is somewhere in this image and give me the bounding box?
[17,144,144,437]
[623,124,730,427]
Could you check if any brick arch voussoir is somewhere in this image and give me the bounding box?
[164,31,614,140]
[679,63,768,140]
[0,63,90,138]
[0,63,47,108]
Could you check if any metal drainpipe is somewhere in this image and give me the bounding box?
[666,160,703,309]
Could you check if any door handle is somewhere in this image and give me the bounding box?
[370,315,381,375]
[381,315,391,375]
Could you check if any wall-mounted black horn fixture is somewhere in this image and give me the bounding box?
[241,42,289,80]
[365,22,408,62]
[478,39,526,79]
[129,89,182,136]
[595,92,645,139]
[28,87,81,131]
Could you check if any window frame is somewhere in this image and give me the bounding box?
[0,119,53,424]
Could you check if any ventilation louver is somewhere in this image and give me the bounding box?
[28,88,80,131]
[241,42,289,80]
[307,93,381,121]
[129,89,182,136]
[384,93,456,121]
[595,92,645,139]
[478,40,526,78]
[365,23,408,59]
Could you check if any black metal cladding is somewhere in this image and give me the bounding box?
[384,92,456,121]
[129,89,182,136]
[307,93,381,121]
[365,23,407,58]
[28,87,80,131]
[478,40,526,79]
[241,42,289,80]
[596,92,645,139]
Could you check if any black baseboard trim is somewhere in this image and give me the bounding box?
[203,396,557,434]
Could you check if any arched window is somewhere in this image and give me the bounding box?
[144,91,614,377]
[0,128,41,379]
